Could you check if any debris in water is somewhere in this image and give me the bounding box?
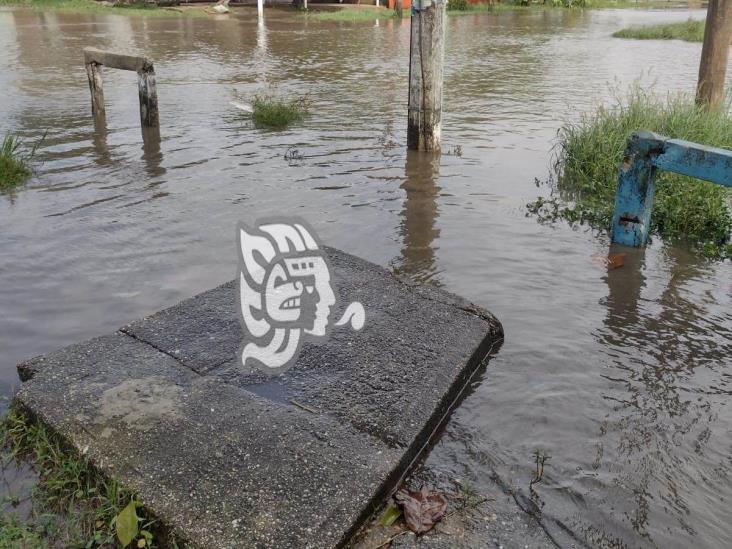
[394,486,447,534]
[212,0,230,13]
[230,101,254,113]
[590,252,626,270]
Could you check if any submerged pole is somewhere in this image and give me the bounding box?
[85,61,105,119]
[138,67,159,128]
[407,0,446,151]
[696,0,732,108]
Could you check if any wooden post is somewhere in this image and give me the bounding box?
[83,49,159,130]
[85,61,105,119]
[138,68,159,128]
[696,0,732,108]
[258,0,263,17]
[407,0,446,151]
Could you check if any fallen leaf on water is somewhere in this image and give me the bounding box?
[394,486,448,534]
[590,252,626,270]
[606,252,626,270]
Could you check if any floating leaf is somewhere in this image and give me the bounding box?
[380,504,402,527]
[394,486,448,534]
[116,500,139,548]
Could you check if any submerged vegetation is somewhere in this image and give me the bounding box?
[251,92,310,130]
[0,408,175,548]
[613,19,706,42]
[528,86,732,259]
[0,135,34,191]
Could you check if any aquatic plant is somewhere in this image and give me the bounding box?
[0,134,33,191]
[613,19,706,43]
[251,93,309,130]
[0,408,177,548]
[528,85,732,259]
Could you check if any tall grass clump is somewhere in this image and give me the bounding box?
[529,86,732,258]
[251,93,309,130]
[1,408,177,548]
[0,134,34,190]
[613,19,706,42]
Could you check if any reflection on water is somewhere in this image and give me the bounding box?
[397,151,441,282]
[1,5,731,548]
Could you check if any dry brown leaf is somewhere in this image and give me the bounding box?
[394,486,448,534]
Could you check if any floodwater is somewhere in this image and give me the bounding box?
[0,5,730,548]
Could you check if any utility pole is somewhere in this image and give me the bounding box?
[407,0,446,151]
[696,0,732,108]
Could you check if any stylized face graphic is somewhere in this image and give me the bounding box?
[237,220,363,375]
[263,254,336,336]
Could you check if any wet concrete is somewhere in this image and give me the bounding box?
[16,248,502,548]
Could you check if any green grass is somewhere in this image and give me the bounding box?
[0,135,33,191]
[1,407,179,548]
[613,18,706,42]
[527,85,732,259]
[303,7,402,22]
[0,0,206,18]
[251,93,309,130]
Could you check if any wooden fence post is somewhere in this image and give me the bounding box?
[696,0,732,107]
[138,67,159,128]
[407,0,447,151]
[85,61,105,118]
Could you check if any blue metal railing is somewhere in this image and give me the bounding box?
[611,130,732,247]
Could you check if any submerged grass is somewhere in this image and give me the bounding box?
[0,135,34,191]
[0,407,177,548]
[0,0,205,18]
[613,18,706,42]
[251,93,309,130]
[528,86,732,259]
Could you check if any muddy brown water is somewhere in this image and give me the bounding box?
[1,5,731,548]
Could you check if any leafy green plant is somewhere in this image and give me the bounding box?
[527,85,732,259]
[251,92,309,130]
[0,134,35,190]
[448,0,469,11]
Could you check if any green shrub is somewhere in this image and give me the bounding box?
[251,93,309,130]
[528,86,732,258]
[448,0,469,11]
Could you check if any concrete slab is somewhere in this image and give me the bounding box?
[16,248,502,548]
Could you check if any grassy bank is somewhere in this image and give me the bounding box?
[304,0,685,21]
[0,135,34,191]
[0,0,205,18]
[1,408,177,548]
[527,87,732,259]
[613,18,706,42]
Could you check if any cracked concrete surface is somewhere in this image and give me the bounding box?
[16,248,503,548]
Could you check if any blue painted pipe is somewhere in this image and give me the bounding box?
[611,131,732,247]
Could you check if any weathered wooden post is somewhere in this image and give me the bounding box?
[83,48,159,130]
[407,0,447,151]
[137,66,159,128]
[696,0,732,108]
[85,61,106,119]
